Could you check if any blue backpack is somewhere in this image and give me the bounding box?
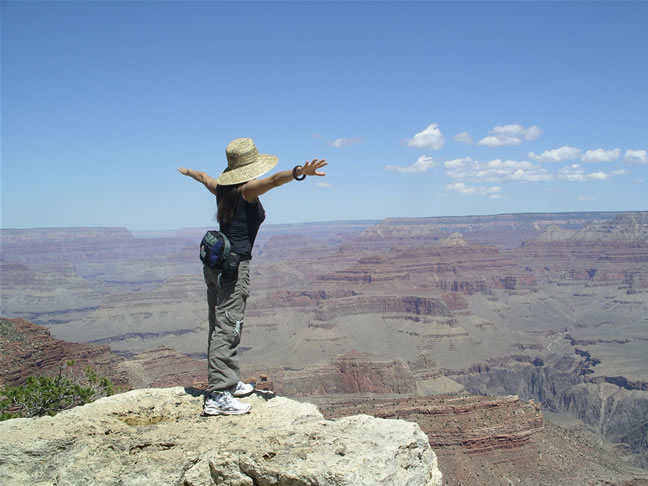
[200,231,231,269]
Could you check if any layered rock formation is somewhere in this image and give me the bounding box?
[0,262,103,324]
[323,394,644,485]
[536,212,648,244]
[51,274,207,352]
[326,394,544,453]
[0,317,129,387]
[347,211,624,250]
[0,227,133,243]
[312,295,452,320]
[244,351,418,396]
[0,387,443,486]
[318,235,536,293]
[517,212,648,288]
[253,234,337,261]
[0,318,206,390]
[118,347,206,388]
[0,227,200,324]
[447,351,648,467]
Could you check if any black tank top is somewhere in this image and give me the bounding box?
[219,197,265,260]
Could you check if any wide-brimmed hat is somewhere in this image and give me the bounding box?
[216,138,278,186]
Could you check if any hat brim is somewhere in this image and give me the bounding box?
[216,154,279,186]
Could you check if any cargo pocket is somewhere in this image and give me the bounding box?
[224,310,244,348]
[238,264,251,299]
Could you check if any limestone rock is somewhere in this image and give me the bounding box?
[440,232,466,247]
[0,387,442,486]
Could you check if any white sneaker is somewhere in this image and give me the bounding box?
[204,391,251,416]
[231,381,255,397]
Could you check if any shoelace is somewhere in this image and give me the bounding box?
[219,393,236,406]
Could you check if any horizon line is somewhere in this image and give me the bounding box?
[1,209,645,233]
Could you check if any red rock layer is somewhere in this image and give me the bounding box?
[317,244,536,293]
[0,318,208,390]
[244,351,417,396]
[126,347,206,388]
[312,295,452,320]
[326,394,544,454]
[0,317,129,387]
[265,289,358,307]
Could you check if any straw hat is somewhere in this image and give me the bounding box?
[216,138,278,185]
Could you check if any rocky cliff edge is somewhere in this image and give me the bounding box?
[0,387,442,486]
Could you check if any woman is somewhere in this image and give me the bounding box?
[178,137,327,415]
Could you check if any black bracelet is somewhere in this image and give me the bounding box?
[293,166,306,181]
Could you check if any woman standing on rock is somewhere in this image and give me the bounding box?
[178,138,327,416]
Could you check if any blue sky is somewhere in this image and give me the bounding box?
[2,1,647,230]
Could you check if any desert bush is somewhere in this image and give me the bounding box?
[0,361,115,421]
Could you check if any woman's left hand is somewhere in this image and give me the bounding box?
[300,159,328,176]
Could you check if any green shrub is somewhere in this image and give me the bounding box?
[0,361,115,421]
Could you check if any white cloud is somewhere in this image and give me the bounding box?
[610,169,627,176]
[590,172,609,180]
[478,124,542,146]
[624,149,648,165]
[446,182,476,195]
[454,132,473,144]
[407,123,445,150]
[580,148,620,162]
[444,158,552,183]
[386,155,437,174]
[528,145,581,162]
[558,164,611,182]
[316,181,331,188]
[446,182,503,198]
[444,157,473,169]
[329,137,363,148]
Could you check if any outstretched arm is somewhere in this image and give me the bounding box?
[177,168,218,195]
[242,159,327,201]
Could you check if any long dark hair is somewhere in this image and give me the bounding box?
[216,183,243,225]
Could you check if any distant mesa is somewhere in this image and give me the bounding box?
[532,224,576,242]
[351,211,628,250]
[518,211,648,288]
[0,227,134,243]
[528,212,648,245]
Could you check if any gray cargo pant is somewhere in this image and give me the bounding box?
[204,260,250,394]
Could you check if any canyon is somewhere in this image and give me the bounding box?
[1,211,647,483]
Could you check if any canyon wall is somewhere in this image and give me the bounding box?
[447,353,648,467]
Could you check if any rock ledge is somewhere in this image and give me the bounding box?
[0,387,442,486]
